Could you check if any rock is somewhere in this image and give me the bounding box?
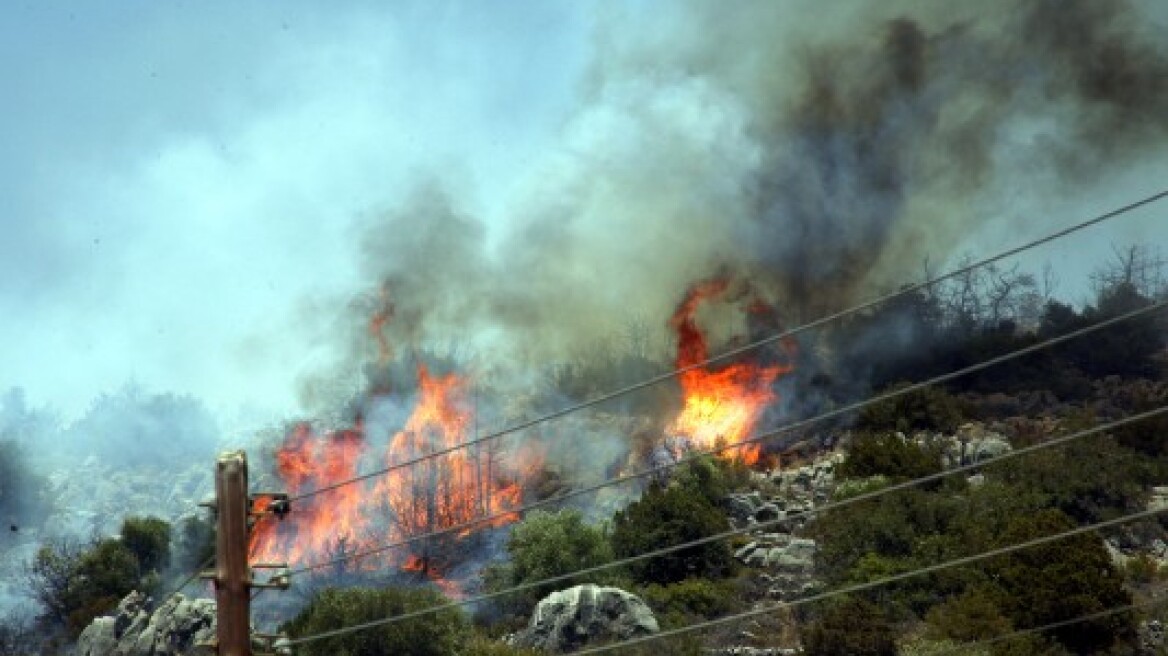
[725,493,762,522]
[754,504,782,522]
[76,591,216,656]
[512,584,658,653]
[941,423,1013,468]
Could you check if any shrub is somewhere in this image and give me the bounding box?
[802,595,897,656]
[283,586,470,656]
[639,578,745,629]
[120,516,171,573]
[671,455,751,505]
[924,587,1012,643]
[838,432,943,482]
[610,482,735,585]
[987,509,1133,654]
[26,517,171,638]
[483,509,616,617]
[856,384,964,434]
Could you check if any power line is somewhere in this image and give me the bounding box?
[153,553,214,609]
[284,504,1168,648]
[285,189,1168,504]
[284,299,1167,576]
[284,405,1168,631]
[932,595,1168,655]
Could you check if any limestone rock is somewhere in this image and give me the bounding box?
[76,590,216,656]
[512,584,658,653]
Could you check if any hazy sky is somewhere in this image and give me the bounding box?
[1,1,591,421]
[3,1,1166,425]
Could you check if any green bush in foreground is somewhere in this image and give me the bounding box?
[483,509,617,617]
[284,587,470,656]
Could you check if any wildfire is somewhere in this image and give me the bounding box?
[667,279,792,465]
[249,365,540,581]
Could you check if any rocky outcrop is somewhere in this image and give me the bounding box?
[724,453,841,532]
[512,584,658,653]
[76,591,216,656]
[928,423,1013,469]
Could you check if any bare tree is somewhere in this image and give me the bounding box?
[1090,244,1168,299]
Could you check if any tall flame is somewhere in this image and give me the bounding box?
[249,365,540,579]
[667,279,791,465]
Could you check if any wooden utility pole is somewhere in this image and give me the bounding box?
[214,451,252,656]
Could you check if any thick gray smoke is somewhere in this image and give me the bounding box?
[335,0,1168,378]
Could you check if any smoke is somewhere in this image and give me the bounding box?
[336,0,1168,386]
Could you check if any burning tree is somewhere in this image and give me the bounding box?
[250,364,541,589]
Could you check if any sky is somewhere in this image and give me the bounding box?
[2,1,1166,426]
[1,1,591,422]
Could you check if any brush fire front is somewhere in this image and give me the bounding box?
[249,276,796,596]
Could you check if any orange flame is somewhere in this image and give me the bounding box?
[249,365,541,583]
[667,279,792,465]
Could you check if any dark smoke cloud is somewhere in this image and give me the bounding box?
[333,0,1168,391]
[744,0,1168,319]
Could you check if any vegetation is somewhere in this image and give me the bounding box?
[482,509,617,618]
[12,250,1166,655]
[283,586,471,656]
[0,438,48,530]
[638,577,746,629]
[837,431,944,482]
[610,479,735,586]
[25,517,173,638]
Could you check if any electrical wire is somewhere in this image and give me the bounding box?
[285,299,1167,576]
[285,505,1168,648]
[153,553,215,609]
[282,404,1168,632]
[285,189,1168,504]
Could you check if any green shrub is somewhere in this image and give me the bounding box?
[610,482,734,586]
[924,587,1013,643]
[802,595,897,656]
[856,384,965,434]
[483,509,617,617]
[639,578,745,629]
[838,432,943,482]
[120,516,171,573]
[671,455,752,505]
[283,586,470,656]
[26,517,172,638]
[1123,553,1162,585]
[986,509,1133,654]
[64,539,140,637]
